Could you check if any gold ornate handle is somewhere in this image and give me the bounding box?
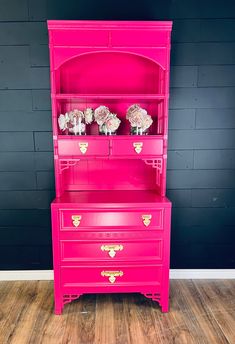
[79,142,88,154]
[101,244,123,258]
[142,214,152,227]
[133,142,143,154]
[101,270,124,284]
[71,215,82,227]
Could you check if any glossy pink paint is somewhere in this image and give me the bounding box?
[48,20,172,314]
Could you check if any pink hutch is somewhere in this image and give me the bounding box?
[48,20,172,314]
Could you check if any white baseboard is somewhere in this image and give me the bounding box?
[0,269,235,281]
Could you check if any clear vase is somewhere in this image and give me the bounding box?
[130,127,148,135]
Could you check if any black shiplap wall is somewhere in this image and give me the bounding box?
[0,0,234,269]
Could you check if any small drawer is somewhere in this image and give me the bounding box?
[60,209,164,230]
[57,138,109,156]
[112,138,163,157]
[61,238,163,262]
[111,30,168,47]
[61,264,163,287]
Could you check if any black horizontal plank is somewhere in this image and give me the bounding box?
[170,66,198,87]
[0,245,52,269]
[34,132,53,152]
[32,90,51,111]
[0,22,47,45]
[196,109,235,129]
[0,0,28,21]
[172,207,235,227]
[0,191,54,209]
[171,243,235,268]
[28,0,47,21]
[167,150,194,170]
[166,189,192,207]
[36,171,55,190]
[0,111,51,131]
[171,42,235,65]
[172,19,200,43]
[0,91,32,111]
[0,152,53,171]
[170,87,235,109]
[171,225,235,246]
[168,129,235,150]
[200,19,235,42]
[0,172,36,190]
[0,227,51,246]
[0,209,51,227]
[169,109,195,129]
[194,150,235,169]
[30,44,49,67]
[192,188,235,207]
[198,66,235,87]
[167,170,235,189]
[0,133,34,152]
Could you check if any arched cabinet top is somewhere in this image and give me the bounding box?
[56,51,166,94]
[48,20,172,71]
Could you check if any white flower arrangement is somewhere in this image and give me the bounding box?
[126,104,153,135]
[58,108,94,135]
[94,106,121,135]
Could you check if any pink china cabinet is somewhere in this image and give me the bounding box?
[48,20,172,314]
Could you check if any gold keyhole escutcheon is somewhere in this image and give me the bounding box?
[71,215,82,227]
[101,244,124,258]
[142,214,152,227]
[79,142,88,154]
[101,270,124,284]
[133,142,143,154]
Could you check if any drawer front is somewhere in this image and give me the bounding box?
[61,238,163,262]
[58,139,109,156]
[61,264,162,287]
[60,209,164,230]
[112,138,163,156]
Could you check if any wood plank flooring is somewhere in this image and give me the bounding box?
[0,280,234,344]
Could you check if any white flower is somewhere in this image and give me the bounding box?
[84,108,94,124]
[94,106,110,125]
[58,114,67,131]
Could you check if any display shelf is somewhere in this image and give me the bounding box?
[54,94,167,100]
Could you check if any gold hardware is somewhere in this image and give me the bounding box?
[79,142,88,154]
[101,244,123,258]
[142,214,152,227]
[101,270,124,284]
[133,142,143,154]
[71,215,82,227]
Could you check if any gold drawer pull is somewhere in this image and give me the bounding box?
[142,214,152,227]
[79,142,88,154]
[101,270,124,284]
[101,244,123,258]
[71,215,82,227]
[133,142,143,154]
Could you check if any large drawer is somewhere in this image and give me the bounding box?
[57,138,109,156]
[59,209,164,230]
[60,237,163,262]
[111,138,163,157]
[61,264,163,287]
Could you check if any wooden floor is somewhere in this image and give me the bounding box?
[0,280,234,344]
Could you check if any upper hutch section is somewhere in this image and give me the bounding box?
[48,20,172,98]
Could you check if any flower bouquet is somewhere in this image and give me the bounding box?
[94,105,121,135]
[126,104,153,135]
[58,108,94,135]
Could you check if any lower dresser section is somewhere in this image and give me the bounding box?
[61,264,162,289]
[51,200,171,314]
